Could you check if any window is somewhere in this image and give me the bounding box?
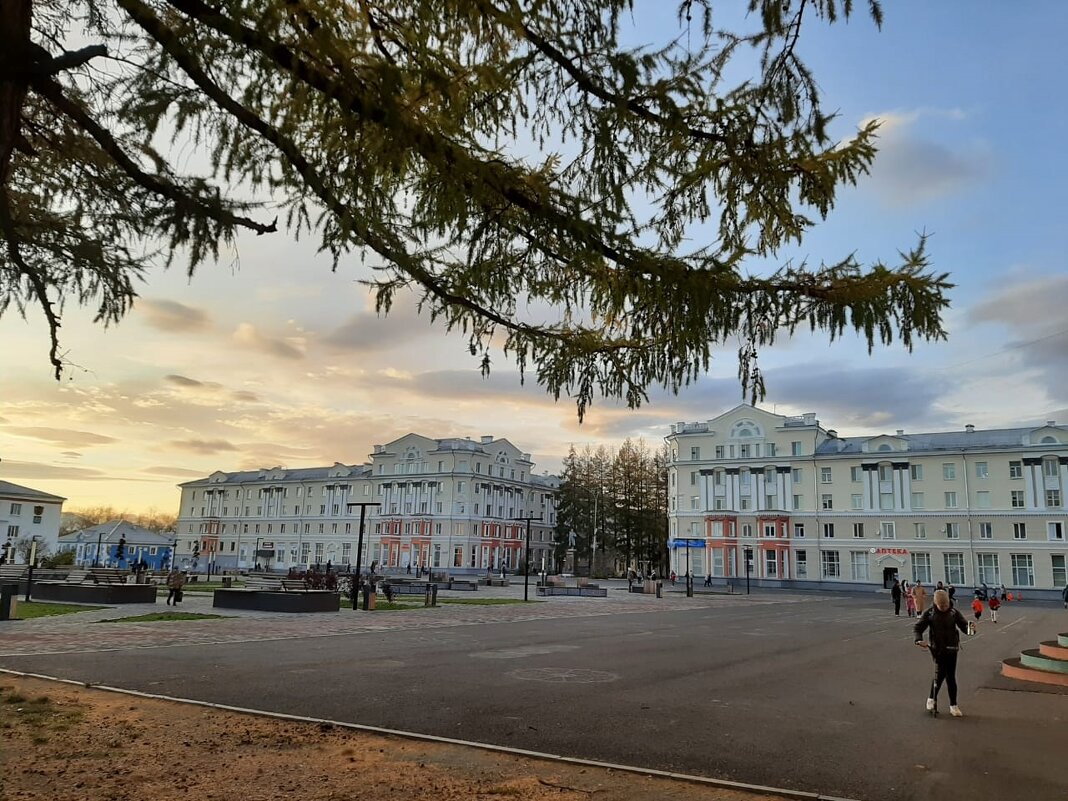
[1011,490,1025,509]
[910,464,924,481]
[850,494,863,510]
[880,521,896,539]
[944,552,966,585]
[32,505,43,524]
[977,491,991,509]
[792,494,802,511]
[823,522,835,538]
[821,467,833,484]
[880,492,894,511]
[975,461,991,480]
[740,498,750,510]
[1052,555,1067,588]
[978,522,993,539]
[764,550,777,577]
[691,496,699,510]
[850,551,869,581]
[911,552,932,583]
[763,523,777,538]
[852,522,865,538]
[914,522,926,539]
[796,550,807,578]
[945,522,960,539]
[7,524,19,538]
[9,503,21,515]
[690,446,701,460]
[690,471,697,486]
[766,443,776,457]
[1014,523,1027,539]
[1011,554,1035,587]
[792,468,803,484]
[1048,522,1064,541]
[793,522,805,538]
[1047,489,1062,508]
[739,444,750,458]
[821,550,840,578]
[878,464,892,482]
[1044,459,1059,477]
[1009,461,1023,480]
[942,463,956,480]
[851,466,861,482]
[977,553,1000,585]
[792,441,802,456]
[944,492,958,509]
[911,492,925,509]
[821,494,833,510]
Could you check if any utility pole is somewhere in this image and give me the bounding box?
[346,502,380,611]
[510,514,542,602]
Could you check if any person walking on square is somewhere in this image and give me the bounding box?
[165,568,185,606]
[1061,584,1068,609]
[891,580,902,616]
[988,593,1000,623]
[970,596,983,623]
[905,582,917,618]
[913,582,928,616]
[915,589,970,717]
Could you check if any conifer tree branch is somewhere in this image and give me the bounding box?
[29,75,277,236]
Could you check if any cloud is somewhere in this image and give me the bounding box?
[1,426,118,448]
[137,299,211,332]
[232,322,304,360]
[168,438,239,454]
[165,374,204,388]
[0,460,110,481]
[967,275,1068,401]
[860,108,986,207]
[324,300,437,353]
[61,451,82,458]
[144,466,208,477]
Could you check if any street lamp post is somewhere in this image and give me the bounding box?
[346,502,380,611]
[744,546,752,595]
[509,514,542,602]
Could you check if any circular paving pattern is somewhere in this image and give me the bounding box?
[508,667,619,684]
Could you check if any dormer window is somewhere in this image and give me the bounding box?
[1041,436,1058,444]
[877,444,893,452]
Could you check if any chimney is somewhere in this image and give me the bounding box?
[480,435,493,444]
[965,424,975,433]
[1047,420,1057,427]
[802,412,816,425]
[896,429,904,436]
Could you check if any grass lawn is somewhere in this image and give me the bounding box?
[94,612,230,623]
[13,601,106,620]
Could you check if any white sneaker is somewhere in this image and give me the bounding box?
[926,698,935,712]
[950,705,963,717]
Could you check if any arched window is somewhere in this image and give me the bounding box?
[1040,436,1058,444]
[877,443,893,452]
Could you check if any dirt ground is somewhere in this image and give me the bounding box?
[0,675,786,801]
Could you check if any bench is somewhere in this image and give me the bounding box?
[446,580,478,592]
[87,568,128,585]
[537,585,608,598]
[385,582,428,595]
[212,574,339,613]
[33,567,156,604]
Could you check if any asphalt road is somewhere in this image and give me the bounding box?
[3,592,1066,801]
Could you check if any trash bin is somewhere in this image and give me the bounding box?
[222,576,233,588]
[0,585,17,621]
[425,583,438,607]
[362,585,376,610]
[655,581,663,599]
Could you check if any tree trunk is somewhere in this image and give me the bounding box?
[0,0,31,188]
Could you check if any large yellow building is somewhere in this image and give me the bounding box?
[665,405,1068,597]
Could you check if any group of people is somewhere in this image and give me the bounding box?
[890,579,1014,620]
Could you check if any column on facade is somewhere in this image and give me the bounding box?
[892,463,909,511]
[778,466,792,508]
[699,472,709,512]
[1060,457,1068,499]
[752,468,764,512]
[1024,458,1043,509]
[863,464,877,511]
[726,468,739,510]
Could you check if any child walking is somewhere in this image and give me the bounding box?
[970,596,984,623]
[988,593,1000,623]
[905,584,917,617]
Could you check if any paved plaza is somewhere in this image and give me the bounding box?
[3,583,1067,801]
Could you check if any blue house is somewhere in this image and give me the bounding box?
[60,520,176,570]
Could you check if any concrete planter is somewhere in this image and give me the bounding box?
[32,582,157,605]
[212,589,340,613]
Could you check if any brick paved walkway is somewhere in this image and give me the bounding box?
[0,586,792,657]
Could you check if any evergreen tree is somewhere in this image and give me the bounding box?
[1,1,947,412]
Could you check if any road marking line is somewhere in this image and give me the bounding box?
[999,617,1027,631]
[0,667,859,801]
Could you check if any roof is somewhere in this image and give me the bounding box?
[817,426,1067,456]
[179,464,372,488]
[0,480,66,503]
[59,520,174,544]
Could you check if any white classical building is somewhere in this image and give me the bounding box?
[175,433,559,574]
[0,480,66,562]
[665,405,1068,599]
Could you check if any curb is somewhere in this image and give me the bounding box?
[1,667,860,801]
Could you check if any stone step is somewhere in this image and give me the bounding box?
[1002,657,1068,687]
[1021,649,1068,674]
[1039,641,1068,660]
[1058,633,1068,648]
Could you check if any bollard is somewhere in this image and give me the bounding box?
[362,585,376,610]
[0,585,17,621]
[656,581,662,599]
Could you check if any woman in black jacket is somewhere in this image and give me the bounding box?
[914,589,970,716]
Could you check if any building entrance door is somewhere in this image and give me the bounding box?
[882,566,898,588]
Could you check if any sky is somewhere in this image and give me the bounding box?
[2,2,1067,513]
